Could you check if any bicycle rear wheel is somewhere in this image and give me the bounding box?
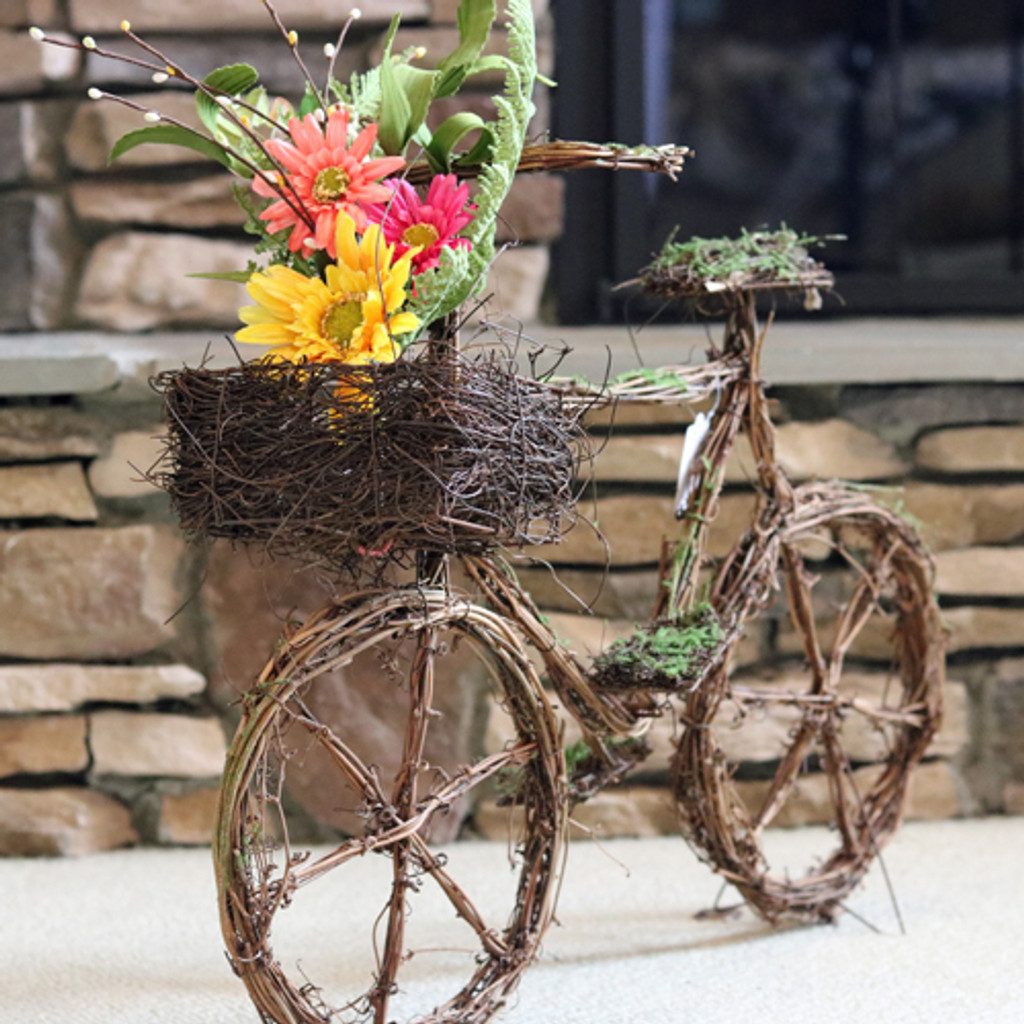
[214,587,567,1024]
[673,483,945,923]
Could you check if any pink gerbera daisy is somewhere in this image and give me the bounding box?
[366,174,476,274]
[253,107,405,259]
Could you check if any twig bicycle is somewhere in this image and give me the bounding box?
[181,239,944,1024]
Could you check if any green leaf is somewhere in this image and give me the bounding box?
[408,0,536,331]
[187,270,253,283]
[451,129,495,167]
[377,8,440,158]
[109,125,234,169]
[297,85,321,118]
[433,0,498,99]
[345,65,383,124]
[377,15,412,155]
[195,63,259,133]
[376,0,502,158]
[412,123,434,149]
[435,54,508,100]
[466,54,508,76]
[437,0,497,79]
[426,111,495,172]
[433,65,469,100]
[393,63,437,144]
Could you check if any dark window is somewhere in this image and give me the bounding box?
[551,0,1024,321]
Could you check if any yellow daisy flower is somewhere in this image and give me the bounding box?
[236,212,420,365]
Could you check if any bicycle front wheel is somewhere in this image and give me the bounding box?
[673,482,945,923]
[214,587,568,1024]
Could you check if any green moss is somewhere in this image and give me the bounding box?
[643,225,837,288]
[611,366,692,392]
[564,738,593,775]
[626,620,721,677]
[591,604,725,689]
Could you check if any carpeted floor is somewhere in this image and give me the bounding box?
[2,817,1022,1023]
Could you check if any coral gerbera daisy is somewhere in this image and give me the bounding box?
[366,174,476,274]
[253,107,406,259]
[236,212,420,365]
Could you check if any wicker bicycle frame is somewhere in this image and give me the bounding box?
[199,281,945,1024]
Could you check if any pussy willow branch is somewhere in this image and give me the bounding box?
[258,0,328,114]
[36,28,316,232]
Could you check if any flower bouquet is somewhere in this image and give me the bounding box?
[32,1,689,574]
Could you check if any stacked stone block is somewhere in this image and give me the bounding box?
[4,373,1024,851]
[0,405,227,855]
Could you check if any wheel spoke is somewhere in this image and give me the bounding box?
[818,719,865,853]
[780,543,828,695]
[727,685,927,728]
[284,700,389,807]
[288,744,539,889]
[749,715,819,831]
[369,627,437,1024]
[394,626,438,811]
[829,539,898,676]
[408,832,511,958]
[741,544,829,831]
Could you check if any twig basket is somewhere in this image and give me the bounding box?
[149,351,588,575]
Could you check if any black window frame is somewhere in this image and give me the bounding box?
[550,0,1024,324]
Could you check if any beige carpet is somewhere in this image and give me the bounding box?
[2,817,1022,1023]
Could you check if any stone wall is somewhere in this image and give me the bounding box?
[0,398,225,854]
[0,1,562,854]
[504,384,1024,834]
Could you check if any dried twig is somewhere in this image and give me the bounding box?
[406,140,693,186]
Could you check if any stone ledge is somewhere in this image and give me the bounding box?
[540,317,1024,385]
[3,317,1023,398]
